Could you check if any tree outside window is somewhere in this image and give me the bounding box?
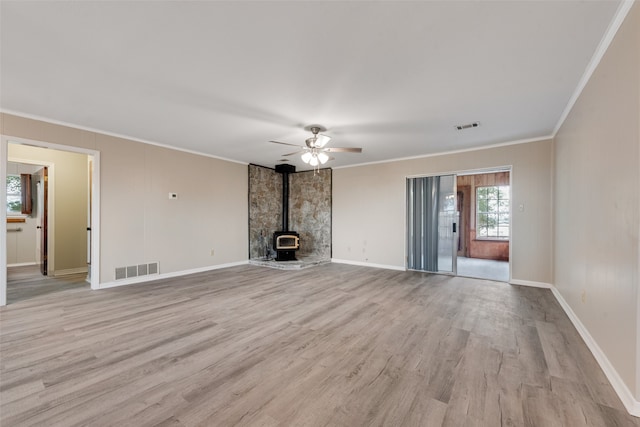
[476,185,509,239]
[6,175,22,214]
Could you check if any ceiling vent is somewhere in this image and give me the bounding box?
[456,122,480,130]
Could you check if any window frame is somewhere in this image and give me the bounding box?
[475,185,510,240]
[6,173,24,217]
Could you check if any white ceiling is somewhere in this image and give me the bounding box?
[0,1,624,171]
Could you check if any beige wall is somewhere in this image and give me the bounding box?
[6,217,38,266]
[6,162,40,266]
[553,2,639,400]
[2,113,248,283]
[8,144,89,273]
[333,139,553,284]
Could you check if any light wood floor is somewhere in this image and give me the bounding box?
[6,265,88,305]
[1,264,637,426]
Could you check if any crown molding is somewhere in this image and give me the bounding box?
[0,109,248,166]
[552,0,636,136]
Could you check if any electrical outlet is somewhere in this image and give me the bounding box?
[210,249,215,256]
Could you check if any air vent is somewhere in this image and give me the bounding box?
[456,122,480,130]
[137,264,148,276]
[148,262,158,275]
[114,262,159,280]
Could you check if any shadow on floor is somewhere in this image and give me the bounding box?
[7,265,88,304]
[457,256,509,282]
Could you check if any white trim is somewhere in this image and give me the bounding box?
[99,260,249,289]
[509,279,553,289]
[330,258,405,271]
[90,152,100,289]
[54,267,88,276]
[1,135,101,305]
[6,262,37,268]
[550,286,640,417]
[552,0,636,136]
[404,166,513,282]
[0,110,248,166]
[508,170,514,283]
[1,139,8,306]
[405,165,512,180]
[333,136,552,170]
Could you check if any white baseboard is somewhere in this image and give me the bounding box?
[550,286,640,418]
[509,279,553,289]
[330,258,405,271]
[7,262,37,268]
[98,260,249,289]
[54,267,88,276]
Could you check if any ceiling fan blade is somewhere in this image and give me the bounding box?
[282,150,306,156]
[324,147,363,153]
[315,134,331,148]
[269,140,304,148]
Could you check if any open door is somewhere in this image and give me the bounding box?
[407,174,458,274]
[35,166,48,275]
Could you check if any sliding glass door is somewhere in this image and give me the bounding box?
[407,174,458,274]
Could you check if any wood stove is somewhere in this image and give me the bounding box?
[273,231,300,261]
[274,164,300,261]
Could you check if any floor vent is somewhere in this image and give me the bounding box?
[114,262,159,280]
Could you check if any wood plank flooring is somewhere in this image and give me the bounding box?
[1,263,637,426]
[6,265,88,305]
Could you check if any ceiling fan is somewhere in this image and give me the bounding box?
[270,125,362,168]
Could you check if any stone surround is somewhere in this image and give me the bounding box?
[289,169,331,259]
[248,164,331,260]
[248,165,282,259]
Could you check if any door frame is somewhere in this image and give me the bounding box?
[457,184,471,257]
[0,135,101,306]
[405,166,512,281]
[8,158,55,275]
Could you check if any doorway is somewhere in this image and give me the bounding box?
[1,136,101,306]
[406,168,511,282]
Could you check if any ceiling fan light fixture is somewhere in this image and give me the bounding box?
[301,151,313,163]
[317,152,329,164]
[271,124,361,170]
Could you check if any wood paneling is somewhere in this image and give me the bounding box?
[457,172,510,261]
[1,264,635,426]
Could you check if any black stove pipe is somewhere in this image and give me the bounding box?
[282,172,289,231]
[275,164,295,231]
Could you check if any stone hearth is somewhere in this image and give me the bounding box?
[249,255,330,270]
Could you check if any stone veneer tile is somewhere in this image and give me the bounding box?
[248,165,331,260]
